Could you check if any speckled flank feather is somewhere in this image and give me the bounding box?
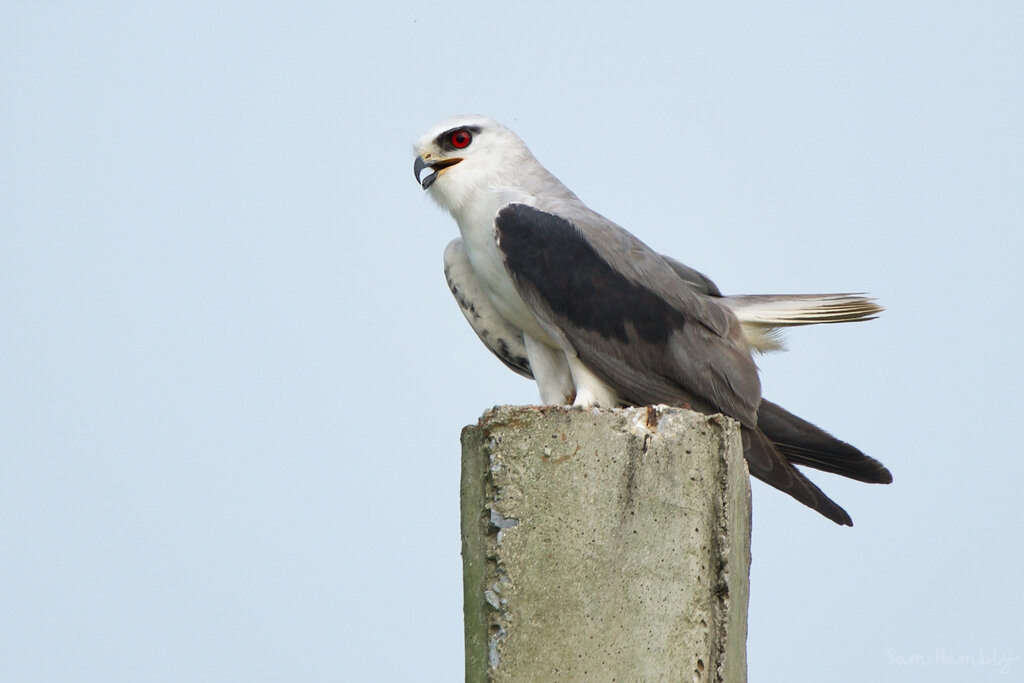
[443,238,532,378]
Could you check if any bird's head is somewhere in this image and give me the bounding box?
[413,115,537,213]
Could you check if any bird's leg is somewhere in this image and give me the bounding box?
[523,335,575,405]
[567,355,619,408]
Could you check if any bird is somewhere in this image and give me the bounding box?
[413,114,891,526]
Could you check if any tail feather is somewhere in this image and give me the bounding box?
[758,399,892,484]
[721,294,883,353]
[723,293,883,326]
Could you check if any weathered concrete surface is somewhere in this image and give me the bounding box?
[461,405,751,683]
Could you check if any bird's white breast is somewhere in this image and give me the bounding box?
[450,192,556,346]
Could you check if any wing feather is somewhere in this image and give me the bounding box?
[494,203,761,426]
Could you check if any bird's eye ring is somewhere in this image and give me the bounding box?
[450,129,472,149]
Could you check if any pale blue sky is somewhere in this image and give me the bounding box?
[2,2,1022,681]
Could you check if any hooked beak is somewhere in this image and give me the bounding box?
[414,155,462,190]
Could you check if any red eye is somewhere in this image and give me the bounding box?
[450,129,472,149]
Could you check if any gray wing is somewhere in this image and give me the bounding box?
[443,238,533,378]
[493,203,760,427]
[659,255,723,297]
[492,204,886,526]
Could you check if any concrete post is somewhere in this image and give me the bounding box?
[460,405,751,683]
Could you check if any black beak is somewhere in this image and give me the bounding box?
[414,155,462,190]
[414,156,431,189]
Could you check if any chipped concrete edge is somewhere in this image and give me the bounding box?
[459,420,491,682]
[710,414,752,682]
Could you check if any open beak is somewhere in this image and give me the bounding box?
[414,155,462,190]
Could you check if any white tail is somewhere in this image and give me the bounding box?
[721,294,883,352]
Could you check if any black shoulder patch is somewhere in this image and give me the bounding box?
[495,204,684,344]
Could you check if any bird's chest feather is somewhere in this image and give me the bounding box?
[454,200,552,343]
